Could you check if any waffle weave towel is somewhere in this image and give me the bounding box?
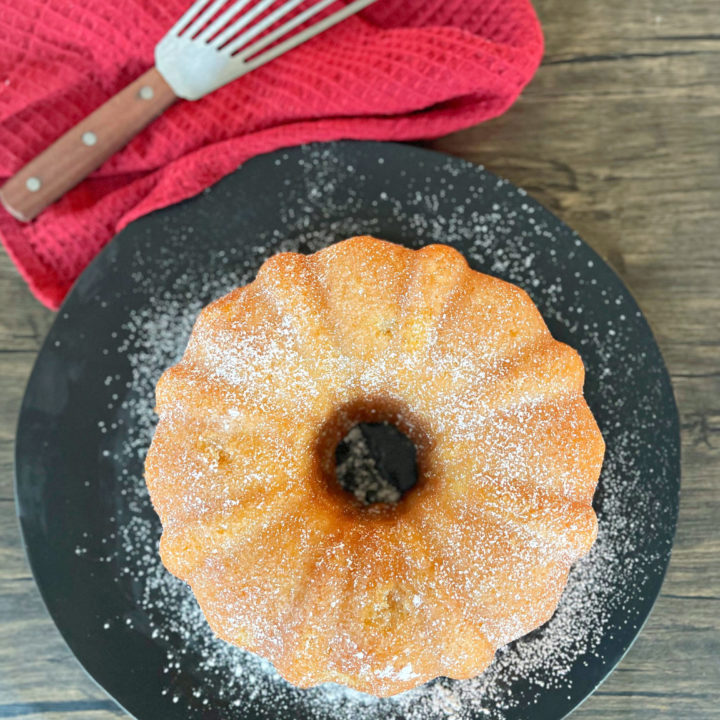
[0,0,543,308]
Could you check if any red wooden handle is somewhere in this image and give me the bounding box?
[0,67,177,222]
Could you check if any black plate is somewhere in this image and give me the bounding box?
[15,141,680,720]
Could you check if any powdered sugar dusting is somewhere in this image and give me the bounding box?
[79,142,676,719]
[335,425,403,505]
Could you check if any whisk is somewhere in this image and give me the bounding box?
[0,0,379,222]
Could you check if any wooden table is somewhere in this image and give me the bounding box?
[1,0,718,717]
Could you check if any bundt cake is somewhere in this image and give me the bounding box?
[145,236,604,697]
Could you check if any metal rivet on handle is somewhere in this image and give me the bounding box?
[82,131,97,147]
[139,86,154,100]
[26,177,41,192]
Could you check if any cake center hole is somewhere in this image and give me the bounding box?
[334,422,418,505]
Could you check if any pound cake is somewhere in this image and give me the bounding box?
[145,236,605,696]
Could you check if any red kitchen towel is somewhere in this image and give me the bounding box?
[0,0,543,309]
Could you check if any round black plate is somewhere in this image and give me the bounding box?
[15,141,680,720]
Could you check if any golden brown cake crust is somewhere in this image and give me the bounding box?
[145,236,604,697]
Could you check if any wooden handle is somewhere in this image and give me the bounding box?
[0,67,177,222]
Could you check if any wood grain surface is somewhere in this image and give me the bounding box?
[1,0,719,717]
